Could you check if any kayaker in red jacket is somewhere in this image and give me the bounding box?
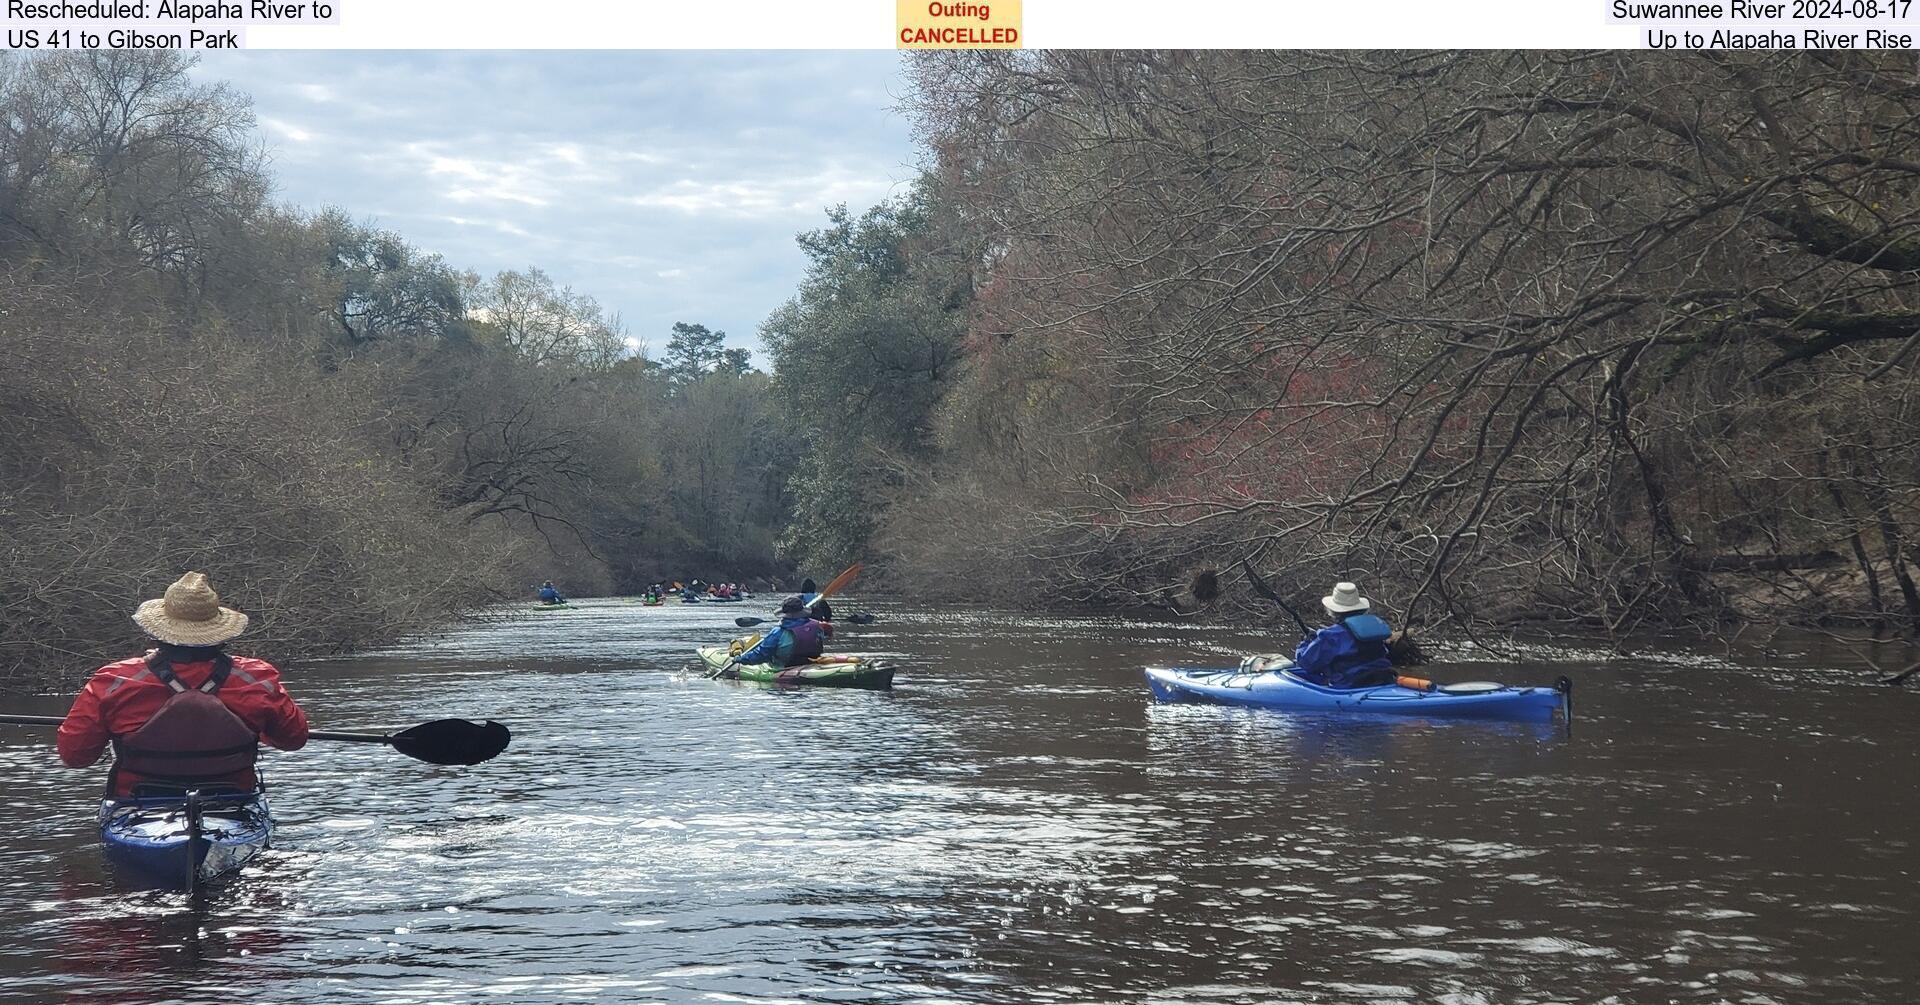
[58,572,310,798]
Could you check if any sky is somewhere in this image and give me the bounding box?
[192,52,919,362]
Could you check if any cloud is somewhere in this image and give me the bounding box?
[624,166,895,220]
[199,51,916,354]
[442,215,534,239]
[260,117,314,143]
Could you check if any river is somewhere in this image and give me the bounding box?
[0,598,1913,1003]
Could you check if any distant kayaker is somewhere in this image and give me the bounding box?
[731,595,835,668]
[798,577,834,622]
[537,581,565,605]
[57,572,310,798]
[1289,582,1396,689]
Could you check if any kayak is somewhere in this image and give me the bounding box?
[100,788,272,890]
[696,645,894,689]
[702,595,747,603]
[1144,664,1570,722]
[531,602,569,610]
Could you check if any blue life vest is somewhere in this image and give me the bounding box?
[1327,613,1393,687]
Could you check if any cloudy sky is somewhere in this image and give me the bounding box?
[192,52,919,361]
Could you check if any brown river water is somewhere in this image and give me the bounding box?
[0,597,1914,1003]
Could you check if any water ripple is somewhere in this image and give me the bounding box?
[0,600,1913,1001]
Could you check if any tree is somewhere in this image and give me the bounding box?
[0,52,798,681]
[761,184,973,568]
[663,321,726,382]
[882,50,1920,632]
[317,212,471,345]
[0,51,265,279]
[473,267,626,369]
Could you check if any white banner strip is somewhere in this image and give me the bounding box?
[4,0,1916,49]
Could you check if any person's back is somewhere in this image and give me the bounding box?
[1289,581,1395,689]
[57,573,309,798]
[798,578,834,623]
[733,596,834,668]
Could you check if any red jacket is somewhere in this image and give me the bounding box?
[58,652,310,797]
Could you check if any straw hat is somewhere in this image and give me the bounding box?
[1322,581,1371,615]
[132,572,249,646]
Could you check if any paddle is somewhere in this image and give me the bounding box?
[707,562,863,679]
[309,719,511,765]
[733,612,876,629]
[0,714,510,766]
[1236,560,1312,637]
[1883,660,1920,686]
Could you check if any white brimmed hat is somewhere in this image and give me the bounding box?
[1322,581,1370,615]
[132,572,249,646]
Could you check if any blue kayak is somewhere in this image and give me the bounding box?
[100,788,272,890]
[1145,664,1570,722]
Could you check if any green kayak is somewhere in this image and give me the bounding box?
[695,644,894,689]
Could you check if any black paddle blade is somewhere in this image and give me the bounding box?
[388,719,511,765]
[734,616,767,628]
[846,613,877,625]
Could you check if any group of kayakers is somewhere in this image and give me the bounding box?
[536,580,754,605]
[50,571,1391,802]
[674,580,748,602]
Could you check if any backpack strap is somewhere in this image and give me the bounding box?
[145,650,234,693]
[201,653,234,693]
[144,653,189,694]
